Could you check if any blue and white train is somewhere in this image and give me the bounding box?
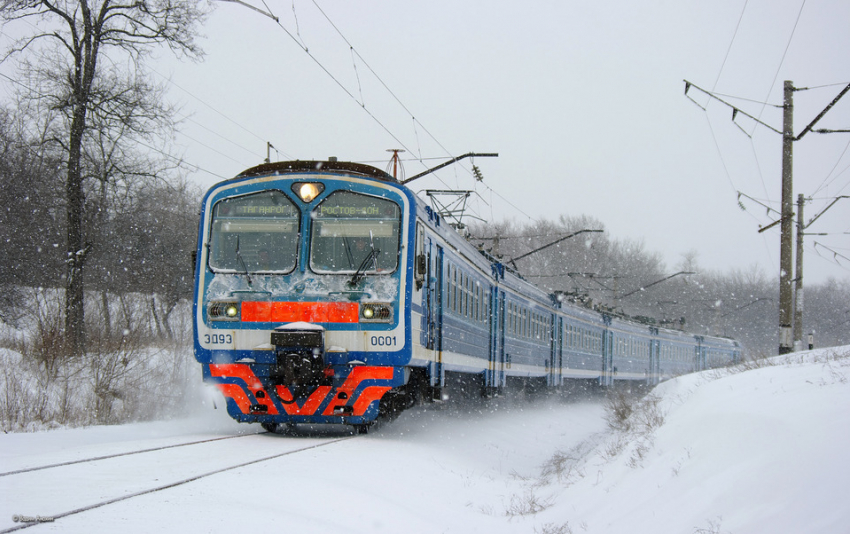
[193,159,741,432]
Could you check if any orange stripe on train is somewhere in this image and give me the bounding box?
[241,301,359,323]
[210,364,263,388]
[211,364,280,414]
[212,363,393,417]
[274,385,333,416]
[216,384,253,414]
[322,366,394,416]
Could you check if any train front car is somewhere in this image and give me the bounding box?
[193,160,412,433]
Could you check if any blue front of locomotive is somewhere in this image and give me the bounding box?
[192,161,417,428]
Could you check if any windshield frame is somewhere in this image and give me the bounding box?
[207,189,301,275]
[308,190,402,276]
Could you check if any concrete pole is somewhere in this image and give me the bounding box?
[778,80,794,355]
[793,193,805,350]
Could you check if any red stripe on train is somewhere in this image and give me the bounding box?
[210,364,279,414]
[322,366,394,416]
[216,384,252,414]
[211,363,393,417]
[241,301,359,323]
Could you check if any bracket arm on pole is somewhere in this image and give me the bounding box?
[400,153,498,185]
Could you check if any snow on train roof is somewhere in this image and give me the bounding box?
[236,160,396,183]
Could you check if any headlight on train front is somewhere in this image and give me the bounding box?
[360,303,393,323]
[292,182,324,203]
[209,301,240,321]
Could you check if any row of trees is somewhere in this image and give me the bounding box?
[468,217,849,356]
[0,107,201,337]
[1,0,210,355]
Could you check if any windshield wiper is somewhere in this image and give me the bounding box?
[342,236,355,269]
[235,236,253,286]
[348,231,379,287]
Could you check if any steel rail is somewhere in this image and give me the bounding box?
[1,436,355,533]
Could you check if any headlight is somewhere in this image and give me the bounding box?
[360,303,393,323]
[209,301,240,321]
[292,182,324,203]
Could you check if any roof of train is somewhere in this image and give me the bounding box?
[237,160,397,183]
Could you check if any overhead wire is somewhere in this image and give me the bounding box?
[747,135,773,204]
[133,136,230,181]
[696,4,776,219]
[148,65,294,160]
[306,1,478,198]
[293,0,539,223]
[308,0,452,164]
[755,0,807,124]
[267,0,509,222]
[711,0,749,92]
[812,135,850,196]
[175,112,274,161]
[0,65,232,180]
[699,111,779,273]
[5,12,288,172]
[261,3,417,162]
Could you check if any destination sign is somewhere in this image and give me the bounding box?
[318,205,382,217]
[314,191,399,219]
[214,191,297,218]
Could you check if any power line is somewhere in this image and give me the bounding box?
[174,113,270,161]
[712,0,749,91]
[0,67,230,181]
[755,0,807,122]
[307,1,459,171]
[301,1,539,223]
[712,92,781,108]
[259,3,417,160]
[812,131,850,197]
[152,66,295,160]
[254,1,500,211]
[268,1,538,223]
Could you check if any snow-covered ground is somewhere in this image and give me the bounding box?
[2,346,848,533]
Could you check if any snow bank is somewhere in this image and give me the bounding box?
[529,346,850,534]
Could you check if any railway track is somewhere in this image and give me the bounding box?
[0,432,355,533]
[0,433,262,478]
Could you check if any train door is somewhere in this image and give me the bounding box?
[557,318,564,387]
[423,238,444,389]
[694,336,706,372]
[549,314,559,387]
[486,288,506,394]
[485,288,497,393]
[601,329,614,386]
[432,246,445,388]
[498,292,506,388]
[647,328,659,386]
[649,338,660,385]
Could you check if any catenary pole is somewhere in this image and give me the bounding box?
[779,81,794,355]
[793,194,846,349]
[794,194,804,350]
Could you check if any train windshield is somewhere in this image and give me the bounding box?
[310,191,400,274]
[208,190,300,273]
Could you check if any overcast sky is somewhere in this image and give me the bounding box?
[8,0,850,285]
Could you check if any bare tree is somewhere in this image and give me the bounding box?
[1,0,209,355]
